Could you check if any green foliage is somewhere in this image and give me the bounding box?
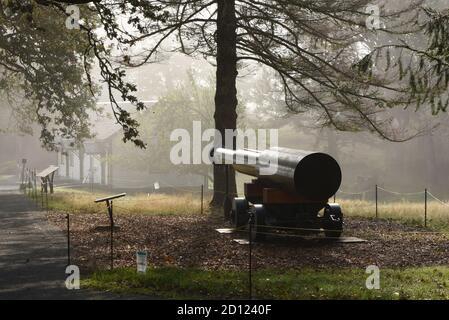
[368,7,449,117]
[0,1,98,148]
[12,0,449,147]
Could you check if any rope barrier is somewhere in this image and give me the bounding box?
[427,191,449,207]
[376,186,425,196]
[338,189,371,195]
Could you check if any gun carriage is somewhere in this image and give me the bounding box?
[213,147,343,240]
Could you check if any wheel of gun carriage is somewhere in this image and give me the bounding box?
[323,203,343,238]
[231,197,250,229]
[250,204,266,242]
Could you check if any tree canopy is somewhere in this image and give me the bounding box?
[0,1,98,147]
[2,0,449,207]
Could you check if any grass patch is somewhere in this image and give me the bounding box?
[36,187,449,229]
[340,199,449,231]
[83,266,449,300]
[44,188,206,216]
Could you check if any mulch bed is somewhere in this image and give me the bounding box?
[46,212,449,272]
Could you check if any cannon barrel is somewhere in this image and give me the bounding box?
[213,147,342,201]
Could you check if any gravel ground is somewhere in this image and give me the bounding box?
[47,212,449,272]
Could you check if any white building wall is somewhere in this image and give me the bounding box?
[71,150,81,181]
[58,148,110,185]
[93,156,102,184]
[83,154,102,184]
[57,151,69,178]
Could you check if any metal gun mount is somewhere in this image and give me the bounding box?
[212,147,343,239]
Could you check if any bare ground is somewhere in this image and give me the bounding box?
[46,212,449,272]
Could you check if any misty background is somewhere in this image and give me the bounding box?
[1,51,449,198]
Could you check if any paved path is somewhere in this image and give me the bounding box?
[0,186,124,299]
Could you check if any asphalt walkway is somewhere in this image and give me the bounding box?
[0,187,121,299]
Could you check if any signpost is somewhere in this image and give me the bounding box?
[20,159,27,191]
[94,193,127,270]
[37,166,59,194]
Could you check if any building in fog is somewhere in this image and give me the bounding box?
[57,103,205,190]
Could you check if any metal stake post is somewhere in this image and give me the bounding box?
[201,184,204,215]
[94,193,126,271]
[375,184,378,219]
[45,184,49,214]
[107,200,114,270]
[424,188,428,228]
[248,211,253,300]
[67,213,71,266]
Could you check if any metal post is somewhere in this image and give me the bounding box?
[223,165,231,219]
[20,159,26,190]
[93,193,126,271]
[46,187,49,214]
[424,188,428,228]
[333,193,336,203]
[201,184,204,215]
[375,184,378,219]
[67,213,71,266]
[248,211,253,300]
[107,200,114,270]
[34,170,38,203]
[26,169,30,196]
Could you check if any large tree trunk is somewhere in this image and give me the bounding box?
[211,0,238,213]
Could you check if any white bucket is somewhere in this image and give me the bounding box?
[136,251,148,273]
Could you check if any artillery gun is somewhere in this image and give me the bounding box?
[213,147,343,239]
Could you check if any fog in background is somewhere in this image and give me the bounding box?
[1,50,448,199]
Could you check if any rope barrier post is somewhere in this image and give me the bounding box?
[223,165,232,219]
[375,184,378,219]
[33,169,37,203]
[67,213,71,266]
[248,211,254,300]
[45,183,49,214]
[201,184,204,215]
[94,193,126,271]
[41,184,44,208]
[108,200,114,270]
[424,188,428,228]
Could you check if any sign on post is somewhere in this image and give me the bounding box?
[37,166,59,194]
[94,193,127,270]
